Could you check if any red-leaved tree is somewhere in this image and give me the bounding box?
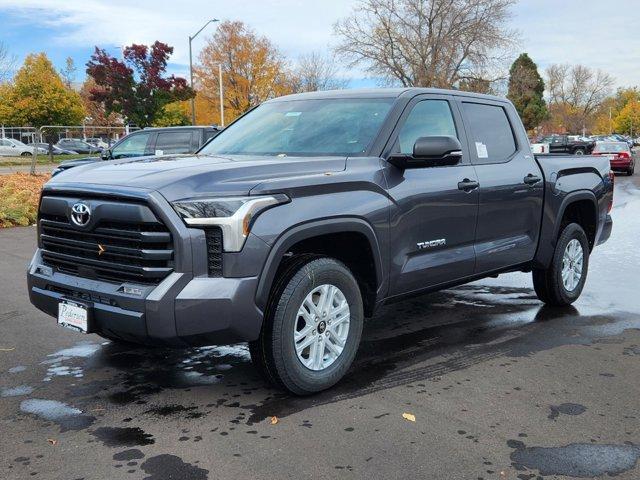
[86,41,194,127]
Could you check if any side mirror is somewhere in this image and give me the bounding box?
[387,136,462,169]
[100,149,111,160]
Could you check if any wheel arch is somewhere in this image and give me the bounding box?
[534,189,598,269]
[555,191,598,250]
[255,218,385,316]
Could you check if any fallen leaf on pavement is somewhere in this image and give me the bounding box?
[0,347,15,352]
[47,439,57,446]
[270,416,279,425]
[402,413,416,422]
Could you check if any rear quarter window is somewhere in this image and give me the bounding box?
[462,102,517,164]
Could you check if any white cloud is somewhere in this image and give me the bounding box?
[0,0,355,65]
[512,0,640,88]
[1,0,639,88]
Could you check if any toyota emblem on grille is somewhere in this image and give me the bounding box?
[70,202,91,226]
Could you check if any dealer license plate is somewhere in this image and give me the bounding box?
[58,301,89,333]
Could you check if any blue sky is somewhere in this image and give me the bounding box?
[0,0,638,89]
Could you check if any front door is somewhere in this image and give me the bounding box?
[383,95,479,296]
[457,99,544,273]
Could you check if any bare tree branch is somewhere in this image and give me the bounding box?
[0,41,17,83]
[334,0,519,89]
[291,52,349,92]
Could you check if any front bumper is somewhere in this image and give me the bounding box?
[28,249,264,346]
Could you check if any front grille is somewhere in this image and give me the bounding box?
[204,227,223,277]
[39,197,174,285]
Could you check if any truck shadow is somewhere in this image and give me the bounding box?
[69,283,630,425]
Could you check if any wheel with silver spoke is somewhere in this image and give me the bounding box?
[561,239,583,292]
[249,256,363,395]
[533,222,589,306]
[294,284,351,371]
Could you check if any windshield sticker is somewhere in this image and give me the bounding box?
[475,142,488,158]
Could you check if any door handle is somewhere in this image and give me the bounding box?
[523,174,541,185]
[458,178,479,192]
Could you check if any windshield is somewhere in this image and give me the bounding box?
[594,142,629,153]
[200,98,394,157]
[9,139,27,147]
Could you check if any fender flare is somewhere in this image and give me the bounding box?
[553,190,598,242]
[254,217,385,311]
[535,189,599,269]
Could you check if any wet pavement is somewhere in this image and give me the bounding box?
[1,174,639,479]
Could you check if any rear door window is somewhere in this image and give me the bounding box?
[154,131,194,155]
[462,102,517,164]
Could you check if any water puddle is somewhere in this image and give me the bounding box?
[508,440,640,477]
[20,398,95,432]
[1,385,34,397]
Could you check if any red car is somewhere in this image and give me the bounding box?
[591,141,635,175]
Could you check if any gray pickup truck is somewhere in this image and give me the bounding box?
[28,88,614,394]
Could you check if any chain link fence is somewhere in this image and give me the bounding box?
[1,124,141,174]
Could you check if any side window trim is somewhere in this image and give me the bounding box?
[456,98,518,165]
[383,94,471,165]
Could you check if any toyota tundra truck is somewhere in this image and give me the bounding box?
[28,88,614,395]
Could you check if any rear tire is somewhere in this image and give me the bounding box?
[532,223,589,306]
[628,164,635,176]
[250,256,363,395]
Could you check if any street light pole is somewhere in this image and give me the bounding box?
[219,63,224,127]
[189,18,219,125]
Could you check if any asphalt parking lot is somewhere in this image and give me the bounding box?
[1,174,639,480]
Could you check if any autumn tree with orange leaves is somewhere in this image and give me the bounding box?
[196,21,295,123]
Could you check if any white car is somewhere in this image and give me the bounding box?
[0,138,39,156]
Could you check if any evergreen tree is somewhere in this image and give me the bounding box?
[507,53,547,131]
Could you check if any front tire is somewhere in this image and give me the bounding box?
[21,151,32,157]
[250,257,363,395]
[532,223,589,306]
[573,148,585,155]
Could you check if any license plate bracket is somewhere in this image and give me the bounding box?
[57,300,92,334]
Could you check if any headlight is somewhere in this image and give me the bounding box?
[172,194,289,252]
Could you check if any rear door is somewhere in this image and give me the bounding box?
[549,135,568,153]
[151,130,196,155]
[457,99,544,273]
[384,94,479,296]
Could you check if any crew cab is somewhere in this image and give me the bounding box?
[28,88,614,395]
[539,134,595,155]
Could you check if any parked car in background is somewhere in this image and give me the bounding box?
[0,138,39,156]
[56,138,102,154]
[52,126,222,176]
[28,143,77,155]
[539,135,595,155]
[592,141,635,175]
[85,137,109,149]
[609,134,634,149]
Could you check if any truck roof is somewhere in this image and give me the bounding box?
[271,87,509,104]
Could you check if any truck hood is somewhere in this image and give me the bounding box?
[48,153,347,201]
